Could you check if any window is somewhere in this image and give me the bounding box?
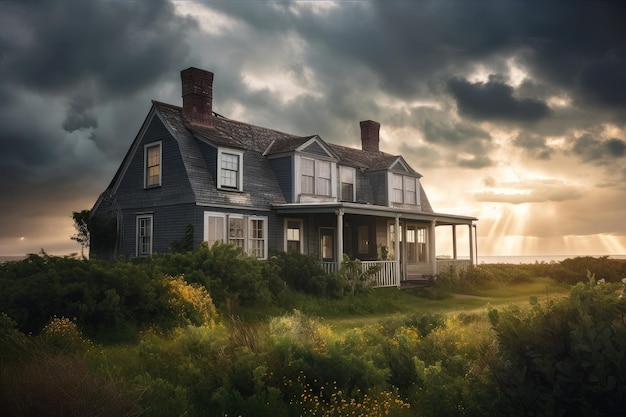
[339,166,355,201]
[317,161,331,196]
[300,157,332,197]
[218,149,243,191]
[228,217,244,249]
[285,219,303,253]
[301,158,315,194]
[145,143,161,188]
[136,215,153,257]
[391,174,419,205]
[205,215,225,248]
[204,212,267,259]
[249,218,266,258]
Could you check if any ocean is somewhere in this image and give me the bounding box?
[477,254,626,264]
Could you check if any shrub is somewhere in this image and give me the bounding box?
[489,274,626,416]
[164,275,218,328]
[268,251,343,297]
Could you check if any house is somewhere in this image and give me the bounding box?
[90,67,477,287]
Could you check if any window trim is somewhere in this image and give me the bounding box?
[136,214,153,257]
[217,148,244,191]
[203,211,268,259]
[144,142,162,188]
[284,218,304,253]
[389,173,420,205]
[296,155,336,198]
[339,166,356,202]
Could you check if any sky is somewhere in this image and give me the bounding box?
[1,0,626,258]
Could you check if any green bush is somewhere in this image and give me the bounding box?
[267,251,343,297]
[489,274,626,416]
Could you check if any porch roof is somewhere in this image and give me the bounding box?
[272,202,477,225]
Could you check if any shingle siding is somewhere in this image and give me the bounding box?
[367,172,388,206]
[116,115,195,209]
[268,156,293,203]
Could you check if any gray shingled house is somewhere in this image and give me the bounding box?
[90,67,477,287]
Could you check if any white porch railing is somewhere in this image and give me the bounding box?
[321,260,400,288]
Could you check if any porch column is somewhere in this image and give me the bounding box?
[468,223,474,265]
[336,209,344,263]
[452,225,457,260]
[430,220,437,275]
[473,223,478,265]
[394,215,400,262]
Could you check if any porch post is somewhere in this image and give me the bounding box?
[394,215,400,262]
[468,223,474,265]
[473,223,478,265]
[430,219,437,275]
[452,225,457,260]
[336,209,344,264]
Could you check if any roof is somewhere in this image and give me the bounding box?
[95,99,437,215]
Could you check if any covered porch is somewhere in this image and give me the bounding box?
[275,202,477,288]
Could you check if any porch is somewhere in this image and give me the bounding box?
[321,258,473,288]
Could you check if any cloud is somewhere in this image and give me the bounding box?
[512,132,553,160]
[474,179,583,204]
[447,75,551,122]
[571,134,626,162]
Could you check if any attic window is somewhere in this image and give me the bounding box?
[218,149,243,191]
[301,157,331,197]
[144,142,161,188]
[391,174,419,205]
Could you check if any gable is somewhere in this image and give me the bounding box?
[296,136,338,160]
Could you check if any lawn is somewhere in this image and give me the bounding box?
[301,276,571,332]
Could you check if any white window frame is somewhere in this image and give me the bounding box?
[389,173,420,205]
[248,216,267,259]
[217,148,244,191]
[296,156,336,198]
[203,211,268,259]
[284,218,304,253]
[144,142,162,188]
[339,166,355,202]
[136,214,153,257]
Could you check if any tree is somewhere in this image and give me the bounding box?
[71,209,90,258]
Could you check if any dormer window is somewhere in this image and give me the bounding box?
[391,173,419,205]
[301,157,331,196]
[144,142,161,188]
[218,149,243,191]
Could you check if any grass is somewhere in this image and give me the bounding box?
[322,277,571,333]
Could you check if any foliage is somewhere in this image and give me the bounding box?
[488,273,626,416]
[339,254,378,295]
[168,223,194,253]
[71,209,91,258]
[164,275,217,327]
[267,250,343,297]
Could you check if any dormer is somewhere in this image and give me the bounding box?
[265,135,340,203]
[387,157,422,208]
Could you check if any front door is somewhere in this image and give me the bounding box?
[319,227,335,262]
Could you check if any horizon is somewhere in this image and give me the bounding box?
[1,1,625,257]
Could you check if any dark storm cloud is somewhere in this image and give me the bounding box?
[63,95,98,132]
[0,0,195,245]
[0,0,194,97]
[447,76,551,122]
[572,134,626,162]
[512,132,553,160]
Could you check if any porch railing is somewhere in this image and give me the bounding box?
[321,260,400,288]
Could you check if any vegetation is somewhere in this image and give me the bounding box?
[1,248,625,416]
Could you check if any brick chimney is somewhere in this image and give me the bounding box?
[181,67,214,127]
[360,120,380,152]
